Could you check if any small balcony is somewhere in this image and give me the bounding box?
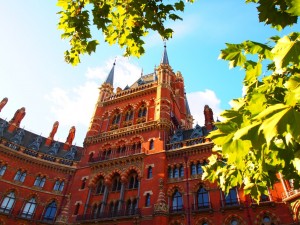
[220,198,243,211]
[169,206,185,214]
[192,202,212,213]
[76,208,141,222]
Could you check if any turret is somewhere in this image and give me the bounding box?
[204,105,214,131]
[0,97,8,112]
[8,107,26,133]
[87,61,116,137]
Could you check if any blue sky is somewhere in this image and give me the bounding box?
[0,1,297,146]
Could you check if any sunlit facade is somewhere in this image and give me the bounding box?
[0,47,298,225]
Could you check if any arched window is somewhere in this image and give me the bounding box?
[138,105,147,118]
[96,177,105,194]
[81,178,87,189]
[197,187,209,209]
[172,189,183,211]
[14,170,26,182]
[128,172,138,189]
[34,175,46,188]
[149,139,154,150]
[112,175,121,192]
[179,165,184,177]
[88,152,94,162]
[53,180,64,192]
[0,191,15,213]
[74,203,80,215]
[230,219,239,225]
[127,199,137,215]
[202,222,209,225]
[112,113,121,125]
[173,167,179,178]
[147,166,153,179]
[125,109,133,121]
[0,165,7,176]
[168,166,173,178]
[190,163,197,175]
[43,201,57,221]
[21,197,37,218]
[145,193,151,207]
[224,188,238,206]
[197,162,204,174]
[261,214,276,225]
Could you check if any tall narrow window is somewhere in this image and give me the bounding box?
[197,187,209,208]
[224,188,238,206]
[74,203,80,215]
[21,197,37,218]
[138,105,147,118]
[34,176,46,188]
[96,178,105,194]
[88,152,94,162]
[43,201,57,221]
[173,167,179,178]
[147,166,153,179]
[0,191,15,213]
[172,190,183,211]
[197,162,204,174]
[168,166,173,178]
[112,175,121,192]
[145,193,151,207]
[128,172,138,189]
[81,178,87,189]
[179,165,184,177]
[191,163,197,175]
[149,139,154,150]
[0,165,7,176]
[53,180,64,192]
[14,170,26,182]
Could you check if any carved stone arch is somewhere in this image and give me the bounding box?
[102,143,112,150]
[23,193,40,204]
[223,214,246,225]
[101,111,110,119]
[123,166,142,180]
[112,107,122,114]
[254,210,280,225]
[195,217,213,225]
[115,138,128,146]
[136,100,149,108]
[124,104,134,111]
[44,197,59,207]
[2,188,19,197]
[90,172,106,188]
[129,135,144,144]
[167,184,185,197]
[292,200,300,222]
[107,169,122,182]
[192,182,211,193]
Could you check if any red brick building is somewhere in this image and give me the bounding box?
[0,47,299,225]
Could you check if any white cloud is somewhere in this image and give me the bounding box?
[187,89,223,127]
[85,56,141,89]
[45,57,142,145]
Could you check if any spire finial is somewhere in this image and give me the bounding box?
[161,41,169,65]
[104,58,116,86]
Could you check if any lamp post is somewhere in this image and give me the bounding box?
[184,155,191,225]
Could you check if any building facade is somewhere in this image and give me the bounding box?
[0,47,299,225]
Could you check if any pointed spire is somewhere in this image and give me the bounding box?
[185,93,191,115]
[104,59,116,86]
[161,41,169,65]
[153,65,158,81]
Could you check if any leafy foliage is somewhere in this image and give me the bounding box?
[204,31,300,202]
[57,0,186,65]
